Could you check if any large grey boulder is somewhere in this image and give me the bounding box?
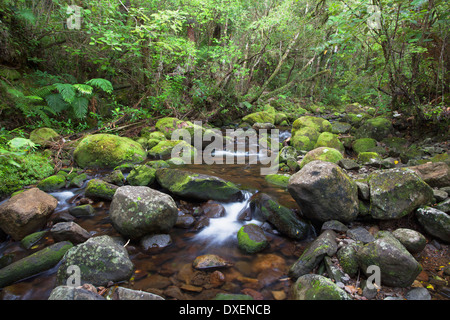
[357,231,422,287]
[56,235,134,287]
[288,160,359,223]
[109,186,178,240]
[368,168,433,219]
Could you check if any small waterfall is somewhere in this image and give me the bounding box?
[193,190,257,245]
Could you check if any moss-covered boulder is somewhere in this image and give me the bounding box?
[0,152,55,197]
[279,146,298,163]
[156,168,241,201]
[336,243,361,277]
[382,137,409,157]
[56,235,134,287]
[355,117,393,140]
[148,140,197,160]
[299,147,344,169]
[29,128,60,147]
[85,179,118,200]
[242,111,275,125]
[331,122,352,134]
[357,152,381,164]
[73,134,147,168]
[249,193,311,240]
[314,132,344,153]
[0,241,73,288]
[274,112,288,125]
[126,165,156,186]
[37,174,66,192]
[352,138,377,154]
[109,186,178,240]
[290,127,320,152]
[237,223,269,254]
[357,231,422,287]
[368,168,434,220]
[291,274,352,300]
[288,230,338,279]
[291,116,331,134]
[155,117,195,139]
[288,160,359,223]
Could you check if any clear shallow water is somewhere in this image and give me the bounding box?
[0,129,306,300]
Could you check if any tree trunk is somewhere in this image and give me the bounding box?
[247,32,300,104]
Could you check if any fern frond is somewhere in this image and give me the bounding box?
[71,96,89,118]
[73,84,93,96]
[54,83,76,103]
[45,94,70,114]
[31,84,56,98]
[85,78,113,94]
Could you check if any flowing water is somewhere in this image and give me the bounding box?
[0,129,312,300]
[1,128,448,300]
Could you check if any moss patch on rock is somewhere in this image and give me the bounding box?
[74,134,147,168]
[300,147,344,168]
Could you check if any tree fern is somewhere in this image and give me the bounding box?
[71,96,89,118]
[85,78,113,94]
[54,83,76,103]
[73,84,93,95]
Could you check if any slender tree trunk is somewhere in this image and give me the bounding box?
[247,32,300,104]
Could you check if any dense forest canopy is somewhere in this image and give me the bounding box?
[0,0,449,131]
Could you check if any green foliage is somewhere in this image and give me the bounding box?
[32,78,113,119]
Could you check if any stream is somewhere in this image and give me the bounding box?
[0,129,312,300]
[0,127,448,300]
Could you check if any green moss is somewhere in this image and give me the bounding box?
[156,168,240,201]
[292,116,332,134]
[265,174,290,188]
[237,224,269,254]
[37,174,66,192]
[155,117,195,139]
[0,152,55,197]
[126,165,156,186]
[242,111,275,125]
[85,179,118,200]
[300,147,344,168]
[148,140,197,159]
[73,134,147,168]
[20,231,47,249]
[357,152,381,164]
[29,128,60,147]
[0,241,73,288]
[352,138,377,154]
[314,132,344,153]
[291,127,320,151]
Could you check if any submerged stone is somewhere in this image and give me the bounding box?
[0,241,73,288]
[237,223,269,254]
